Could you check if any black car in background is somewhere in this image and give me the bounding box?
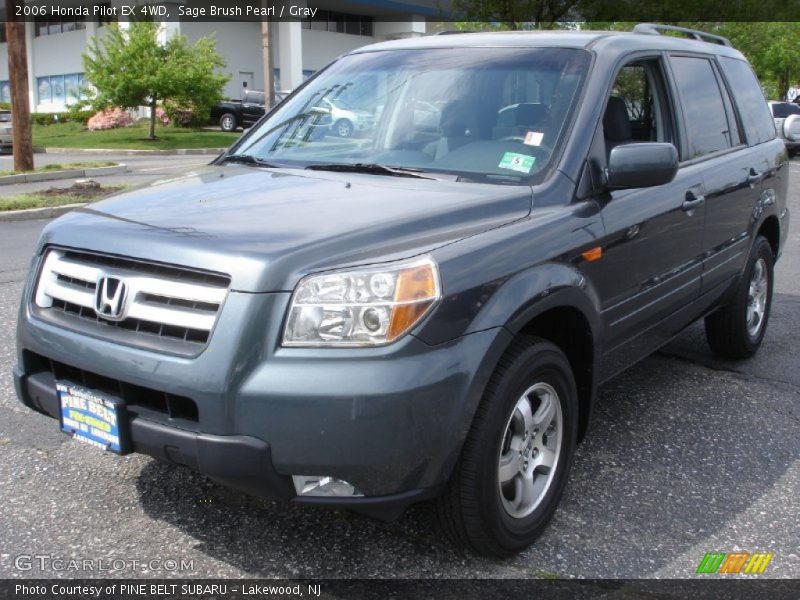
[211,90,288,131]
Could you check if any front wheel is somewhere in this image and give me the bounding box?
[436,336,578,557]
[705,235,774,359]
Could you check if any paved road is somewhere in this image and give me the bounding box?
[0,162,797,580]
[0,152,218,197]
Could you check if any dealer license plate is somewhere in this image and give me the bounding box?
[57,382,129,454]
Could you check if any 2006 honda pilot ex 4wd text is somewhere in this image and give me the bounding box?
[14,25,789,556]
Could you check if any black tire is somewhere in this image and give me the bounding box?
[333,119,353,138]
[436,336,578,557]
[219,112,237,132]
[705,235,774,359]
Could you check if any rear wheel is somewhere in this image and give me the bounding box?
[705,235,774,359]
[436,336,578,557]
[333,119,353,138]
[219,113,237,132]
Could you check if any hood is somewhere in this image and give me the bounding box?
[39,165,531,292]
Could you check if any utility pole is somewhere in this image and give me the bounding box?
[5,0,34,172]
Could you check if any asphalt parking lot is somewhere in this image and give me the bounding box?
[0,160,797,580]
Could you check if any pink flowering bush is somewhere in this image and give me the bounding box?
[164,99,202,127]
[86,107,135,131]
[155,107,171,126]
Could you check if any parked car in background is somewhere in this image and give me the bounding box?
[277,97,376,141]
[211,90,289,132]
[0,110,12,151]
[769,101,800,156]
[309,97,375,138]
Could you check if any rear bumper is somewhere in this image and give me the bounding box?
[13,364,441,519]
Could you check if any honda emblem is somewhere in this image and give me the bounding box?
[95,276,128,320]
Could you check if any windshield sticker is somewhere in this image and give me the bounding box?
[524,131,544,146]
[499,152,536,174]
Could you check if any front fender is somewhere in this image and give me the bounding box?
[415,260,602,347]
[470,262,602,338]
[414,260,603,445]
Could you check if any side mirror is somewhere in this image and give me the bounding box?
[606,143,678,189]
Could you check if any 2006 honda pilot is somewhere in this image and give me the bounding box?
[14,24,789,556]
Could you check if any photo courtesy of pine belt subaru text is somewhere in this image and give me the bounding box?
[13,23,789,557]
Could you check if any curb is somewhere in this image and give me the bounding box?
[33,147,227,156]
[0,202,87,222]
[0,164,127,186]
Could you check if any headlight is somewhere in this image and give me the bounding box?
[283,256,441,347]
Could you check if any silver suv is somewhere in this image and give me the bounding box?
[768,101,800,156]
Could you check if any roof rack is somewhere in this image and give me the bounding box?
[633,23,731,47]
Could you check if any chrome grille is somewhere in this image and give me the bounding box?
[33,248,230,355]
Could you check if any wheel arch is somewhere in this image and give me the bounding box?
[757,214,780,259]
[465,264,603,443]
[506,290,600,442]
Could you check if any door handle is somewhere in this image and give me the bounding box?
[682,193,705,213]
[746,168,763,185]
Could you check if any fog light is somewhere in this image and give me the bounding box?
[292,475,364,497]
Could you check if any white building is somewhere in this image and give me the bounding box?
[0,1,448,112]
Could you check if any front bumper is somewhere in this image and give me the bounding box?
[15,288,510,518]
[13,364,440,519]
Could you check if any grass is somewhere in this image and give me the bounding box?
[0,184,125,211]
[0,161,117,176]
[33,120,239,150]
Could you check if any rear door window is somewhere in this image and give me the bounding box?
[718,57,776,145]
[669,56,734,159]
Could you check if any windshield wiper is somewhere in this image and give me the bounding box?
[305,163,435,180]
[221,154,282,168]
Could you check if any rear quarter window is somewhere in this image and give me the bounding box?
[669,56,733,159]
[719,57,776,145]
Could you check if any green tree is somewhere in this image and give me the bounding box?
[83,22,229,139]
[591,22,800,100]
[716,23,800,100]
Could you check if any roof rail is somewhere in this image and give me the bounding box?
[435,30,470,35]
[633,23,731,47]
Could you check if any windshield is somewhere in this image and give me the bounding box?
[230,47,591,183]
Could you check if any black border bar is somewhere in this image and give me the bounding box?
[3,578,800,600]
[1,0,799,23]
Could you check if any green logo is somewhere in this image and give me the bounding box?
[696,552,773,574]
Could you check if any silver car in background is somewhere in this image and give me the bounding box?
[768,101,800,156]
[0,110,12,150]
